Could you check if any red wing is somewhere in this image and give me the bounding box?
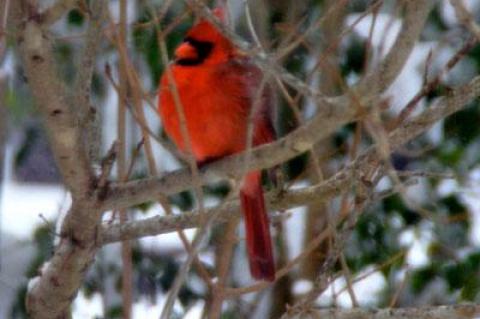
[215,59,276,146]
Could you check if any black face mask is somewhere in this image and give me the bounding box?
[175,37,214,66]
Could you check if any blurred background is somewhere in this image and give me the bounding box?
[1,0,480,318]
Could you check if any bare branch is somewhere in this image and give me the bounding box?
[450,0,480,41]
[184,0,322,98]
[100,0,435,213]
[101,74,480,243]
[100,94,354,211]
[357,0,434,95]
[116,0,132,317]
[186,0,432,102]
[388,36,478,130]
[74,0,107,163]
[299,304,479,319]
[101,58,476,214]
[11,1,106,317]
[15,2,92,196]
[41,0,78,26]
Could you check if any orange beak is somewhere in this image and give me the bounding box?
[175,42,198,62]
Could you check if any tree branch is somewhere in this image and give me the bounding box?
[74,0,107,163]
[185,0,432,100]
[301,304,479,319]
[450,0,480,42]
[357,0,434,95]
[100,175,344,244]
[100,0,433,213]
[12,1,106,318]
[101,75,480,243]
[100,94,353,211]
[15,2,92,196]
[40,0,78,26]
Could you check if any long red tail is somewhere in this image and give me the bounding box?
[240,171,275,281]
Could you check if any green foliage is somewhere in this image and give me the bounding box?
[436,141,464,166]
[434,196,469,251]
[440,195,468,225]
[411,264,439,293]
[9,286,27,319]
[383,194,420,226]
[426,6,449,33]
[425,83,451,102]
[9,225,54,318]
[27,226,55,278]
[135,200,154,212]
[444,263,470,290]
[5,86,35,123]
[169,190,194,211]
[67,9,85,27]
[91,71,107,100]
[341,35,366,76]
[443,251,480,301]
[133,248,202,308]
[220,310,242,319]
[444,100,480,146]
[204,181,231,197]
[468,44,480,71]
[460,277,480,301]
[349,0,373,13]
[346,208,402,273]
[14,126,39,169]
[275,76,309,180]
[105,305,123,319]
[132,7,191,89]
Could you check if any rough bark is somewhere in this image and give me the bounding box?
[292,304,480,319]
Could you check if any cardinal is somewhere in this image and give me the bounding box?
[158,8,275,281]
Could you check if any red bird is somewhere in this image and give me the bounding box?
[158,8,275,281]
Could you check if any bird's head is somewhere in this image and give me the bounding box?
[174,8,235,66]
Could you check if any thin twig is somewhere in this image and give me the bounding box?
[101,75,480,243]
[388,36,478,130]
[449,0,480,41]
[41,0,78,26]
[116,0,132,316]
[154,12,213,319]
